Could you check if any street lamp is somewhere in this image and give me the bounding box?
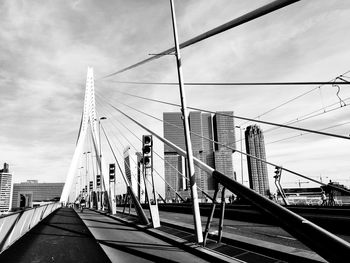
[99,117,107,160]
[235,126,244,185]
[83,152,91,195]
[98,117,107,211]
[78,166,84,196]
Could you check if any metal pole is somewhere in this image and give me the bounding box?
[84,152,90,198]
[169,0,203,243]
[236,126,244,184]
[111,105,350,261]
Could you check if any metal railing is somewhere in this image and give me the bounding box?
[0,202,61,254]
[116,106,350,263]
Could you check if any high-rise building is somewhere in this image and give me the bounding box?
[213,111,236,152]
[0,163,13,213]
[213,111,236,186]
[163,112,189,201]
[245,125,270,196]
[12,181,64,209]
[163,111,235,201]
[123,146,138,195]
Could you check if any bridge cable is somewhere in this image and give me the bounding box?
[266,121,350,145]
[101,121,170,203]
[104,106,214,201]
[99,93,350,196]
[96,93,328,187]
[100,125,132,188]
[238,70,350,126]
[107,80,350,86]
[98,89,350,141]
[232,97,350,147]
[96,99,213,201]
[100,0,300,79]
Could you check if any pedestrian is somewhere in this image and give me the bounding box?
[321,190,327,206]
[80,197,86,212]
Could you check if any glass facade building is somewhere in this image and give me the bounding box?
[0,172,13,213]
[163,111,235,201]
[12,181,64,209]
[245,125,270,196]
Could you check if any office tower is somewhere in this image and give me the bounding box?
[213,111,236,186]
[164,154,186,200]
[213,111,236,151]
[136,152,145,203]
[12,181,64,209]
[0,163,13,213]
[123,146,138,195]
[245,125,270,196]
[163,111,235,200]
[163,112,188,201]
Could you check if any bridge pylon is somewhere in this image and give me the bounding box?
[60,67,115,214]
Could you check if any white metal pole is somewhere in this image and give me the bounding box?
[240,127,244,184]
[169,0,203,243]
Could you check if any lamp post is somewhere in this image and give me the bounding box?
[99,117,107,161]
[83,152,91,198]
[236,126,244,184]
[78,166,84,197]
[98,117,109,211]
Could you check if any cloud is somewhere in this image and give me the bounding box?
[0,0,349,196]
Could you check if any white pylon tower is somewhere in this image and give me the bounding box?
[60,67,115,213]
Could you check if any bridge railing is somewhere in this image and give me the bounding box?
[0,202,61,254]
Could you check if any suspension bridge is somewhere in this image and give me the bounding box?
[1,0,350,262]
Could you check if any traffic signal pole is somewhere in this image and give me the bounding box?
[142,135,160,228]
[169,0,203,243]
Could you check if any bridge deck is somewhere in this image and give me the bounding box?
[78,209,210,263]
[0,207,111,263]
[0,208,211,263]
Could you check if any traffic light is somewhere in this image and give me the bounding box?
[96,174,101,187]
[89,181,93,191]
[109,163,115,182]
[85,185,87,192]
[274,166,282,179]
[142,135,152,168]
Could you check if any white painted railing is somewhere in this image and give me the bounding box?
[0,202,61,253]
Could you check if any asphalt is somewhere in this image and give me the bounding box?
[78,208,212,263]
[0,207,216,263]
[0,207,111,263]
[115,207,328,263]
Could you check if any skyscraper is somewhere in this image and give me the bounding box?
[245,125,270,196]
[163,112,187,200]
[0,163,13,213]
[123,146,138,195]
[213,111,236,186]
[213,111,236,151]
[163,111,235,200]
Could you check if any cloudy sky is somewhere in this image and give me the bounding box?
[1,0,350,196]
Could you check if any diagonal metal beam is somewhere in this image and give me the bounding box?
[100,0,300,79]
[112,104,350,263]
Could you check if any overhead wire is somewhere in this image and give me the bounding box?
[107,105,213,201]
[99,0,300,79]
[101,119,166,203]
[95,92,331,188]
[107,80,350,86]
[96,98,207,201]
[100,88,350,140]
[266,121,350,145]
[237,70,350,126]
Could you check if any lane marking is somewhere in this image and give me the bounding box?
[276,235,297,240]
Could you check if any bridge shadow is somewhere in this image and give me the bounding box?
[98,239,181,263]
[0,207,111,263]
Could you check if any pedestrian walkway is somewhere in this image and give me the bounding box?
[0,207,111,263]
[78,209,211,263]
